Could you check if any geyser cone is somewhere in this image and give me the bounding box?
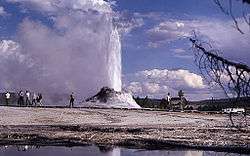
[85,87,141,109]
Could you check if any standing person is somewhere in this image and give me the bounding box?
[25,90,31,106]
[166,92,172,110]
[5,91,11,106]
[37,93,43,106]
[32,93,37,106]
[39,93,43,106]
[178,90,184,111]
[17,91,20,106]
[69,92,75,108]
[18,90,24,106]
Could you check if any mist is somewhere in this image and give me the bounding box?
[0,0,122,104]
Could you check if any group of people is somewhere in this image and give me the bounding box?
[5,90,43,107]
[4,91,75,108]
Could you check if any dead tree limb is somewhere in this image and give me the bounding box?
[190,36,250,127]
[213,0,250,34]
[190,37,250,98]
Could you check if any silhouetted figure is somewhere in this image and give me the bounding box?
[166,92,171,105]
[32,93,37,106]
[36,93,43,106]
[18,90,24,106]
[69,92,75,108]
[25,90,31,106]
[5,91,11,106]
[178,90,184,111]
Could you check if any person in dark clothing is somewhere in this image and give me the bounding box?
[69,92,75,108]
[36,93,43,106]
[18,90,24,106]
[5,91,11,106]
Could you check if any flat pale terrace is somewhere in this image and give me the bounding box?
[0,106,249,153]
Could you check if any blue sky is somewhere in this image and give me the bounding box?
[0,0,249,100]
[115,0,248,73]
[115,0,250,99]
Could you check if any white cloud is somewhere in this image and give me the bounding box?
[147,21,190,44]
[147,42,160,48]
[147,18,250,64]
[126,82,142,94]
[172,48,185,53]
[171,48,193,59]
[114,12,144,34]
[124,68,214,100]
[143,82,161,94]
[0,6,7,16]
[7,0,111,13]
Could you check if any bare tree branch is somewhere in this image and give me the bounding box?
[190,36,250,98]
[213,0,250,34]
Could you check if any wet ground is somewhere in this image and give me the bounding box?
[0,106,249,154]
[0,145,249,156]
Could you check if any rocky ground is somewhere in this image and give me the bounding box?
[0,106,249,153]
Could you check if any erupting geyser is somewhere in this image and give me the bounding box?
[0,0,139,108]
[107,28,122,92]
[0,0,123,102]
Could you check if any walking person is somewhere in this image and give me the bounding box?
[39,93,43,106]
[25,90,31,106]
[69,92,75,108]
[32,93,37,106]
[36,93,43,106]
[5,91,11,106]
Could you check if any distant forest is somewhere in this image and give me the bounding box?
[134,96,250,112]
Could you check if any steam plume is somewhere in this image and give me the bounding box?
[0,0,122,103]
